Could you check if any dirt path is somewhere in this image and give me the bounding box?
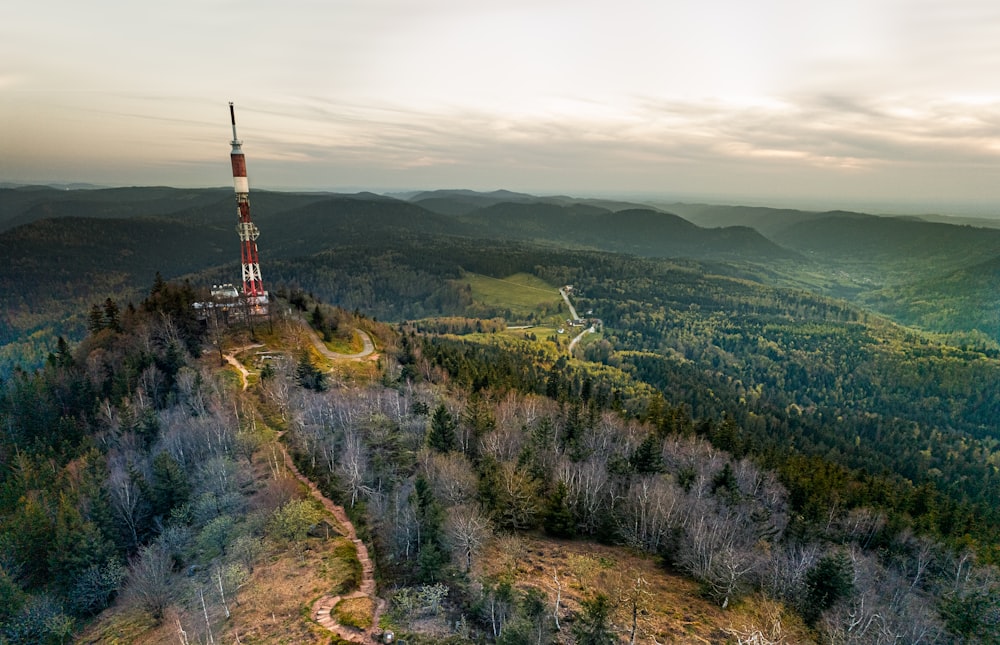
[297,317,376,363]
[225,346,385,641]
[223,343,264,391]
[278,436,386,642]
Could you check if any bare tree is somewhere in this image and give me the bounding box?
[127,542,173,623]
[617,474,680,553]
[547,568,564,632]
[675,504,762,609]
[338,426,373,507]
[444,504,492,572]
[107,452,146,547]
[422,451,478,507]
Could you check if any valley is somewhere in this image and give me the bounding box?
[1,187,999,642]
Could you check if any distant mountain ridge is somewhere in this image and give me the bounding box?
[5,185,1000,375]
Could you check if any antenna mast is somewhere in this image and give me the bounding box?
[228,102,267,307]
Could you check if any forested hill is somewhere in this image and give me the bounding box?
[3,185,1000,640]
[0,187,798,375]
[0,186,231,232]
[455,202,795,259]
[1,277,998,642]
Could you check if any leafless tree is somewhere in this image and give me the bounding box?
[762,542,819,601]
[422,450,478,507]
[127,542,173,623]
[617,474,681,553]
[675,504,763,608]
[491,460,541,530]
[557,455,609,535]
[338,426,373,507]
[547,567,564,632]
[107,451,146,547]
[821,547,946,644]
[444,504,492,572]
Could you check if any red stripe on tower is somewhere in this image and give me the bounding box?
[228,103,266,303]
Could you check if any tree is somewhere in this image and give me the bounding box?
[69,559,127,617]
[47,497,115,596]
[103,298,122,333]
[572,593,616,645]
[88,304,105,333]
[412,475,447,582]
[444,505,491,572]
[295,352,325,391]
[267,498,323,546]
[150,451,190,518]
[630,433,663,474]
[543,481,575,538]
[427,403,458,453]
[802,551,853,626]
[127,542,172,623]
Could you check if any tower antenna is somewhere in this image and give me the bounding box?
[228,103,267,309]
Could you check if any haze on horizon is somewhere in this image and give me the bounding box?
[4,0,1000,215]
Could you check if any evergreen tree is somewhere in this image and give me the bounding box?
[102,298,122,333]
[149,452,190,518]
[711,462,740,500]
[295,353,325,391]
[87,304,105,333]
[572,594,616,645]
[543,481,575,538]
[631,433,663,474]
[802,551,854,626]
[412,475,446,582]
[427,403,458,453]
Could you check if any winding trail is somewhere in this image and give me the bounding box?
[297,318,376,363]
[223,343,264,391]
[224,347,385,641]
[278,439,386,642]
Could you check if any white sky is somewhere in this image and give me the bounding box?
[3,0,1000,211]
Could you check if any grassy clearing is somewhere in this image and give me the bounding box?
[475,535,815,644]
[334,596,374,630]
[323,329,364,354]
[457,272,562,316]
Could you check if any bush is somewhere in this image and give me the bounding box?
[267,499,324,546]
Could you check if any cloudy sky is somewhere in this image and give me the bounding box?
[3,0,1000,212]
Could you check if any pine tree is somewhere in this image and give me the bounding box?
[572,594,616,645]
[103,298,122,333]
[543,481,575,538]
[802,551,854,625]
[427,403,458,453]
[631,433,663,474]
[87,304,105,333]
[295,353,325,391]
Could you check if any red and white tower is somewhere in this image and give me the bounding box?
[229,102,267,306]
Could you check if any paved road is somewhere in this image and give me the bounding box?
[559,287,580,321]
[569,325,596,353]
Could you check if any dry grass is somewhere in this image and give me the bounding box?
[475,534,816,645]
[80,528,353,645]
[80,438,361,645]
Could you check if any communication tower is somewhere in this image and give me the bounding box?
[228,102,268,309]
